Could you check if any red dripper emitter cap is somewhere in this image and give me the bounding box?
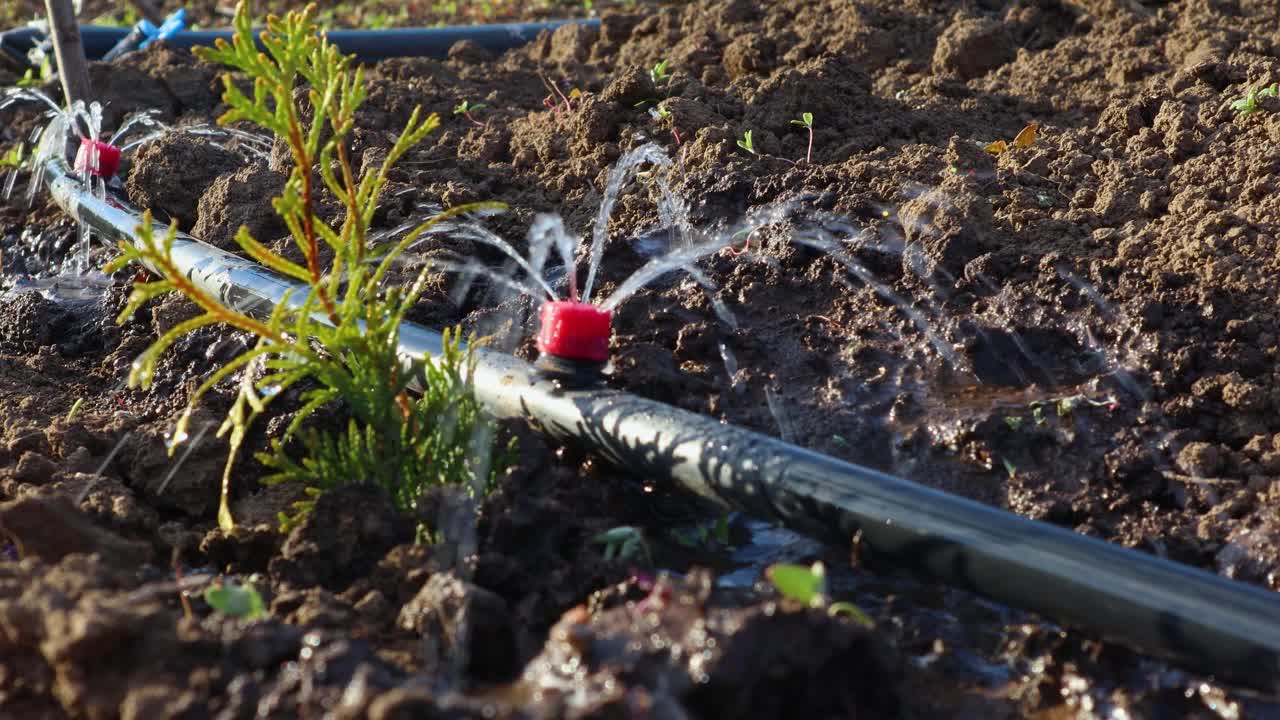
[74,138,122,178]
[537,300,612,363]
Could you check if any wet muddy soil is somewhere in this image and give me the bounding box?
[4,0,1280,717]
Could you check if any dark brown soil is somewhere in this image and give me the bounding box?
[4,0,1280,717]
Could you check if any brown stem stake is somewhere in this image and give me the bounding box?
[44,0,93,107]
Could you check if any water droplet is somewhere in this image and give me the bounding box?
[164,428,189,450]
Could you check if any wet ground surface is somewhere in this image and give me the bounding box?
[4,0,1280,717]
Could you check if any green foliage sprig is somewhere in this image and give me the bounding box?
[1232,83,1278,117]
[766,562,873,626]
[790,112,814,164]
[107,1,511,532]
[205,582,267,619]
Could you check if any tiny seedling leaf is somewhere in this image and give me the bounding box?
[790,112,814,128]
[650,59,670,85]
[766,562,825,606]
[204,583,267,620]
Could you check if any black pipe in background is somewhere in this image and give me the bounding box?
[0,19,598,64]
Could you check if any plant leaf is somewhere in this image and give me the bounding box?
[766,562,823,606]
[204,583,267,620]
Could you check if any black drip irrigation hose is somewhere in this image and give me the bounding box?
[42,153,1280,693]
[0,19,599,67]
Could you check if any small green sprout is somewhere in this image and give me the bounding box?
[1232,83,1278,117]
[16,54,51,89]
[790,112,815,164]
[673,513,735,550]
[1001,457,1017,479]
[737,130,756,155]
[453,99,487,128]
[1003,415,1023,431]
[65,397,84,423]
[1055,393,1114,417]
[831,434,848,447]
[766,561,872,626]
[650,59,670,86]
[634,61,674,109]
[651,102,682,145]
[204,582,267,620]
[0,144,23,170]
[592,525,650,562]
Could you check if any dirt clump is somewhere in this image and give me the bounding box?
[192,163,288,249]
[126,131,244,229]
[933,16,1017,80]
[398,571,519,682]
[270,483,415,591]
[0,494,151,566]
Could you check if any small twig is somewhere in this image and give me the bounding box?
[44,0,92,107]
[171,550,195,621]
[542,95,562,119]
[540,74,573,114]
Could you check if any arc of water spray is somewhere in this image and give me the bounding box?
[74,431,133,504]
[581,143,672,303]
[155,422,215,495]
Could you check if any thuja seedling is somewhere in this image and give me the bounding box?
[766,561,873,627]
[1232,83,1278,117]
[204,582,267,620]
[790,112,815,164]
[109,2,513,533]
[737,130,756,155]
[453,99,487,128]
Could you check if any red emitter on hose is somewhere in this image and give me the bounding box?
[535,300,612,380]
[537,300,612,363]
[74,138,121,178]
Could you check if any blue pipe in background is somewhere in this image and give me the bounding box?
[0,18,598,67]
